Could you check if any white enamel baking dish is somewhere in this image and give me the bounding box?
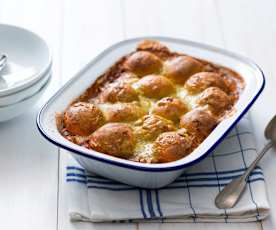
[37,37,265,188]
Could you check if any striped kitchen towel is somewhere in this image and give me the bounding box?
[66,115,270,223]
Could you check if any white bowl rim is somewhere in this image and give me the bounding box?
[36,36,265,172]
[0,63,52,98]
[0,72,52,108]
[0,73,51,109]
[0,23,52,96]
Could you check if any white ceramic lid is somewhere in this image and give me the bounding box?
[0,24,51,96]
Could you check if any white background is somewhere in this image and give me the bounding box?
[0,0,275,229]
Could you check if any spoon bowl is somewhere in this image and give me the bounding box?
[215,114,276,209]
[265,115,276,143]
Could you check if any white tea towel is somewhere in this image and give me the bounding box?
[66,115,270,223]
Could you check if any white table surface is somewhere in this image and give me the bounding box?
[1,0,276,229]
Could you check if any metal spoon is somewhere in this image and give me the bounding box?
[0,54,7,72]
[215,115,276,209]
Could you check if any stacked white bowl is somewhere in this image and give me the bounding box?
[0,24,52,122]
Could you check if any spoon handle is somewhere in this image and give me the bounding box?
[215,141,273,209]
[243,141,273,179]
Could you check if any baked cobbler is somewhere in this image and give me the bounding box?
[57,40,244,163]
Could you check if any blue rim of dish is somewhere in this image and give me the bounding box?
[36,36,265,172]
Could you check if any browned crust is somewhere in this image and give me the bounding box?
[71,40,244,106]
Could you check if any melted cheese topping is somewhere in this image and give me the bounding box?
[60,40,244,164]
[95,83,202,163]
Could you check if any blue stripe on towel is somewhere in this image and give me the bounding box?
[235,127,260,221]
[86,179,126,185]
[88,177,265,190]
[211,153,228,223]
[180,166,262,177]
[184,174,197,222]
[66,173,87,179]
[66,177,264,190]
[66,165,262,178]
[66,117,265,221]
[176,171,263,183]
[86,175,113,180]
[66,170,264,186]
[163,178,264,189]
[155,190,163,217]
[225,131,252,140]
[146,190,156,218]
[211,147,257,158]
[67,178,86,183]
[66,166,85,173]
[139,189,147,218]
[88,185,136,191]
[66,160,265,196]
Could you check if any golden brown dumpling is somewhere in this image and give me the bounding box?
[135,74,175,99]
[185,72,228,94]
[134,115,176,141]
[100,102,146,122]
[64,102,105,136]
[137,39,170,53]
[99,81,138,103]
[163,56,203,84]
[89,123,135,158]
[180,108,217,139]
[123,51,162,76]
[197,87,231,114]
[152,97,188,122]
[117,72,139,84]
[153,131,192,163]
